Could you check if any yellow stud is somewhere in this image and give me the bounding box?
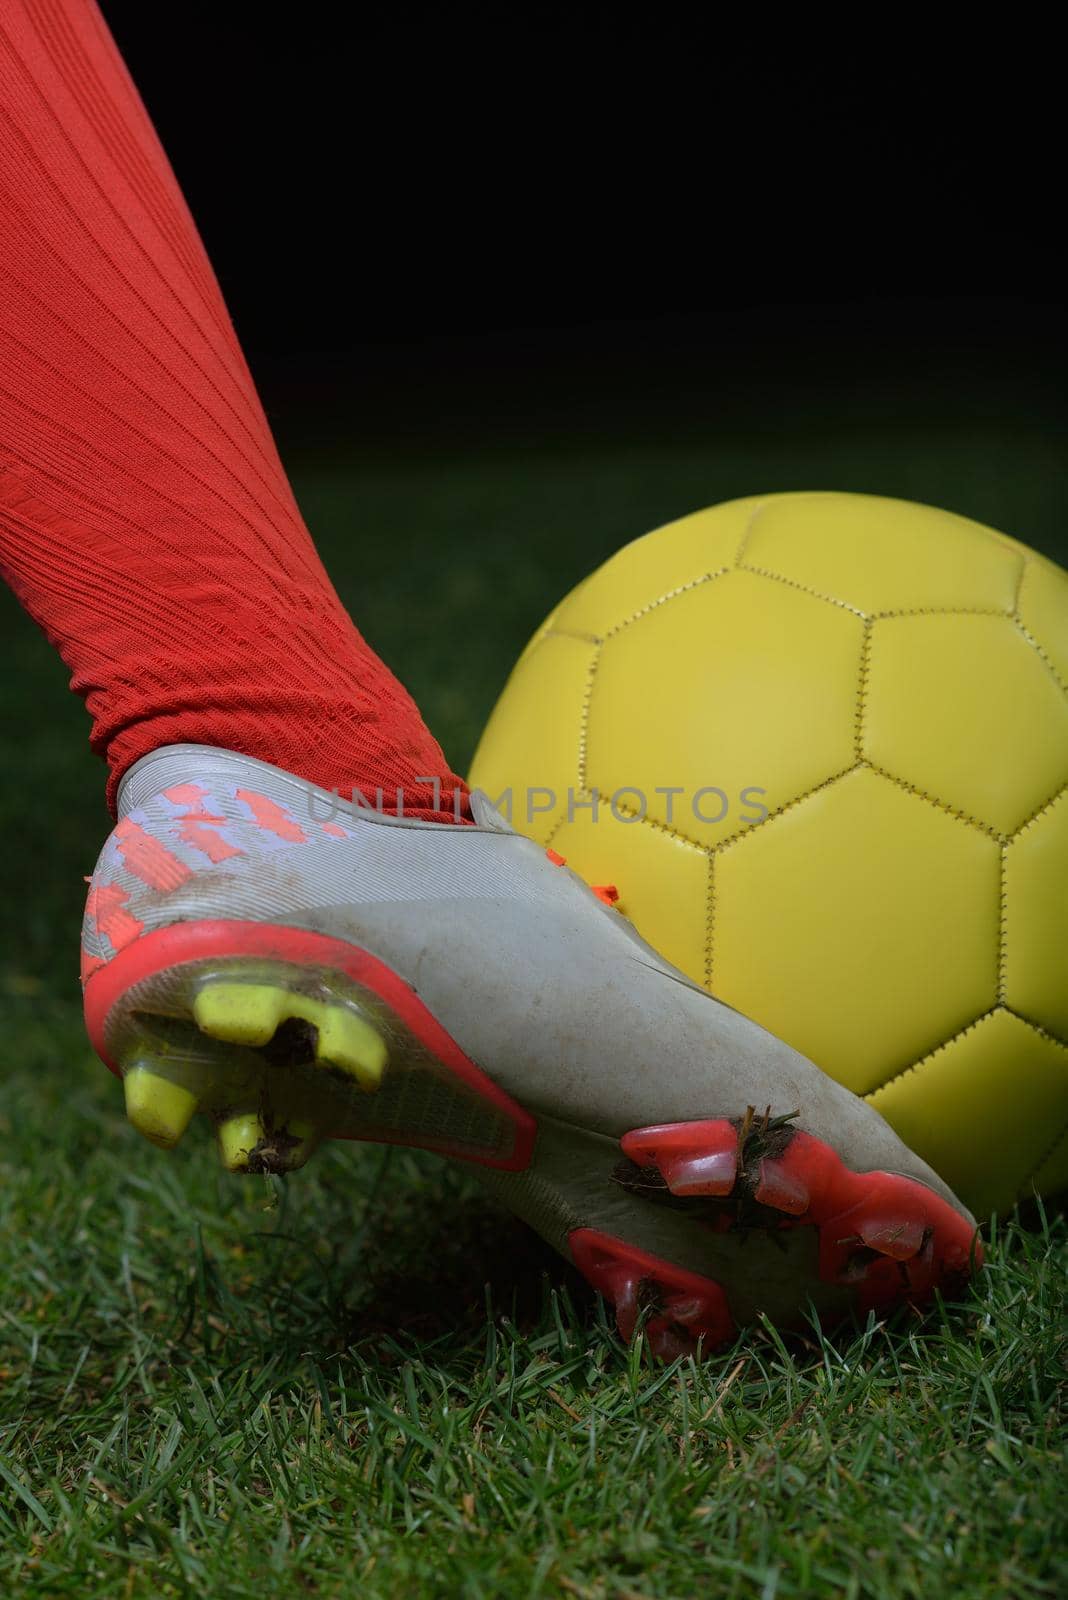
[281,1119,321,1172]
[314,1007,388,1091]
[193,983,289,1046]
[217,1111,266,1171]
[194,979,386,1092]
[124,1066,198,1149]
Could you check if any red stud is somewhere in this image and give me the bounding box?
[609,1119,983,1326]
[570,1229,736,1357]
[856,1208,926,1261]
[620,1119,739,1197]
[754,1157,810,1215]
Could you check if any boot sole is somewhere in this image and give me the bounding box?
[84,917,983,1356]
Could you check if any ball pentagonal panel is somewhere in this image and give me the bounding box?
[713,768,999,1094]
[1016,555,1068,689]
[1004,790,1068,1040]
[470,633,596,841]
[868,1009,1068,1219]
[588,570,862,848]
[741,493,1021,615]
[863,613,1068,835]
[547,809,710,983]
[549,497,766,639]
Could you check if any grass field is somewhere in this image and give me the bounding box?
[1,423,1065,1597]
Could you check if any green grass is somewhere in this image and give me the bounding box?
[1,424,1065,1596]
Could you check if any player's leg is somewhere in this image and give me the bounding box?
[0,0,465,825]
[0,0,981,1355]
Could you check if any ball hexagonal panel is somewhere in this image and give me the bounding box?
[1017,555,1068,688]
[587,570,863,848]
[863,613,1068,835]
[549,498,765,639]
[713,768,1000,1095]
[1033,1127,1068,1203]
[868,1010,1068,1219]
[547,809,710,982]
[1004,790,1068,1040]
[470,632,596,842]
[741,493,1022,615]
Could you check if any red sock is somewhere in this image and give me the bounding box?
[0,0,470,825]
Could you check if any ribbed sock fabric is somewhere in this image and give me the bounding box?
[0,0,471,824]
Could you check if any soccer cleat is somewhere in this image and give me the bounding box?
[81,745,983,1351]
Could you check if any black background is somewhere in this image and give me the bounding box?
[97,4,1063,455]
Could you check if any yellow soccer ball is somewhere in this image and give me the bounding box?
[471,493,1068,1219]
